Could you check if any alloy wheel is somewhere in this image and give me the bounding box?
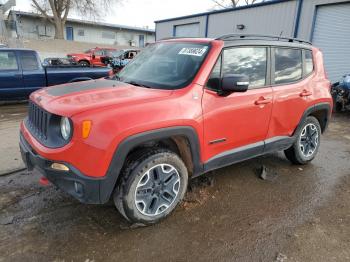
[134,164,180,217]
[299,123,319,157]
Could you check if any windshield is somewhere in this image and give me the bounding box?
[116,42,210,90]
[107,50,124,57]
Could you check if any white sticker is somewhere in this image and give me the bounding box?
[178,47,208,57]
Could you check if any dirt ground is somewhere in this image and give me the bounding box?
[0,103,349,262]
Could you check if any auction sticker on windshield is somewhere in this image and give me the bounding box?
[179,47,208,57]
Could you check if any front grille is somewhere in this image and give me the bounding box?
[27,101,50,140]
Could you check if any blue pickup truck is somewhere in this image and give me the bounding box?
[0,48,112,100]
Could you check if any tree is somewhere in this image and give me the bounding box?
[31,0,119,39]
[211,0,267,9]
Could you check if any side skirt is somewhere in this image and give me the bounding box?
[202,136,294,175]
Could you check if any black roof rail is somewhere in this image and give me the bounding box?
[216,34,312,45]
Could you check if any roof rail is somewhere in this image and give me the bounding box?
[216,34,311,45]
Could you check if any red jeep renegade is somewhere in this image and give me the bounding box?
[20,35,332,225]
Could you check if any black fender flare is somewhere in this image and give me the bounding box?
[99,126,203,203]
[294,102,332,136]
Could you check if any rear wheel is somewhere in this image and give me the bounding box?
[284,116,321,165]
[79,60,90,67]
[114,149,188,225]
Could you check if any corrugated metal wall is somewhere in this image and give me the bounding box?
[207,0,298,38]
[156,15,207,40]
[296,0,350,40]
[312,2,350,82]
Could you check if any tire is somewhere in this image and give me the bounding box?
[284,116,322,165]
[114,148,188,225]
[79,61,90,67]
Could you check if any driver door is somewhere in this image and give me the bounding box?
[202,46,273,166]
[91,49,105,66]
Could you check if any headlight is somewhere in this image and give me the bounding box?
[60,117,72,140]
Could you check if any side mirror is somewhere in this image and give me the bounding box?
[92,54,96,59]
[221,74,249,93]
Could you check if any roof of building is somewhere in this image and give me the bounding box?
[9,10,155,33]
[154,0,292,23]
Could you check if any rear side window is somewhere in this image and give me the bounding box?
[0,51,18,70]
[274,48,302,84]
[304,50,314,76]
[223,47,267,88]
[20,51,39,71]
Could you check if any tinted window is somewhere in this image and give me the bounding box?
[0,51,18,70]
[223,47,267,88]
[274,48,302,84]
[20,52,39,71]
[94,50,104,56]
[207,55,221,90]
[304,50,314,76]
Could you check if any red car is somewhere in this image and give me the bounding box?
[67,47,117,67]
[20,35,332,225]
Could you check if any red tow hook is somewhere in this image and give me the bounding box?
[39,177,50,186]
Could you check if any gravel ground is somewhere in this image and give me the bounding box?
[0,104,349,262]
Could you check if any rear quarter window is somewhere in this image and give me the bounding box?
[304,50,314,76]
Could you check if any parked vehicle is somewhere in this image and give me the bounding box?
[331,74,350,112]
[67,47,117,67]
[20,35,332,226]
[42,57,77,67]
[0,49,113,100]
[103,49,140,72]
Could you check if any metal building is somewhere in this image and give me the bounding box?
[8,11,155,48]
[155,0,350,83]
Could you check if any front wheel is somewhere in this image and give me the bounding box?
[284,116,321,165]
[114,149,188,225]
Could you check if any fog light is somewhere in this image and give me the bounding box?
[74,182,83,195]
[51,163,69,171]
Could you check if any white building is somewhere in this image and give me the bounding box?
[155,0,350,82]
[8,10,155,48]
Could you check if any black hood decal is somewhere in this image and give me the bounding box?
[47,79,127,96]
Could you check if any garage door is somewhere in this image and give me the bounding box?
[175,23,200,37]
[312,3,350,83]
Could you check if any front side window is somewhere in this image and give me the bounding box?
[0,51,18,70]
[117,42,210,89]
[94,50,104,56]
[304,50,314,76]
[274,48,302,84]
[223,47,267,88]
[20,51,39,71]
[207,55,222,90]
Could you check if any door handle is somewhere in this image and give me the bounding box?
[255,97,272,105]
[300,90,312,97]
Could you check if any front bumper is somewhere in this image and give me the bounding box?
[20,133,103,204]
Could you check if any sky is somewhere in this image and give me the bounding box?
[11,0,218,29]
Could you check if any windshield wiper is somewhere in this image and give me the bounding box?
[125,81,152,88]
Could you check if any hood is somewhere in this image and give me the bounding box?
[30,79,173,117]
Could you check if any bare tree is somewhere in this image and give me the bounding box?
[31,0,120,39]
[211,0,267,9]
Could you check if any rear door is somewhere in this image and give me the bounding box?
[0,50,24,100]
[19,51,46,96]
[202,46,273,165]
[267,47,313,139]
